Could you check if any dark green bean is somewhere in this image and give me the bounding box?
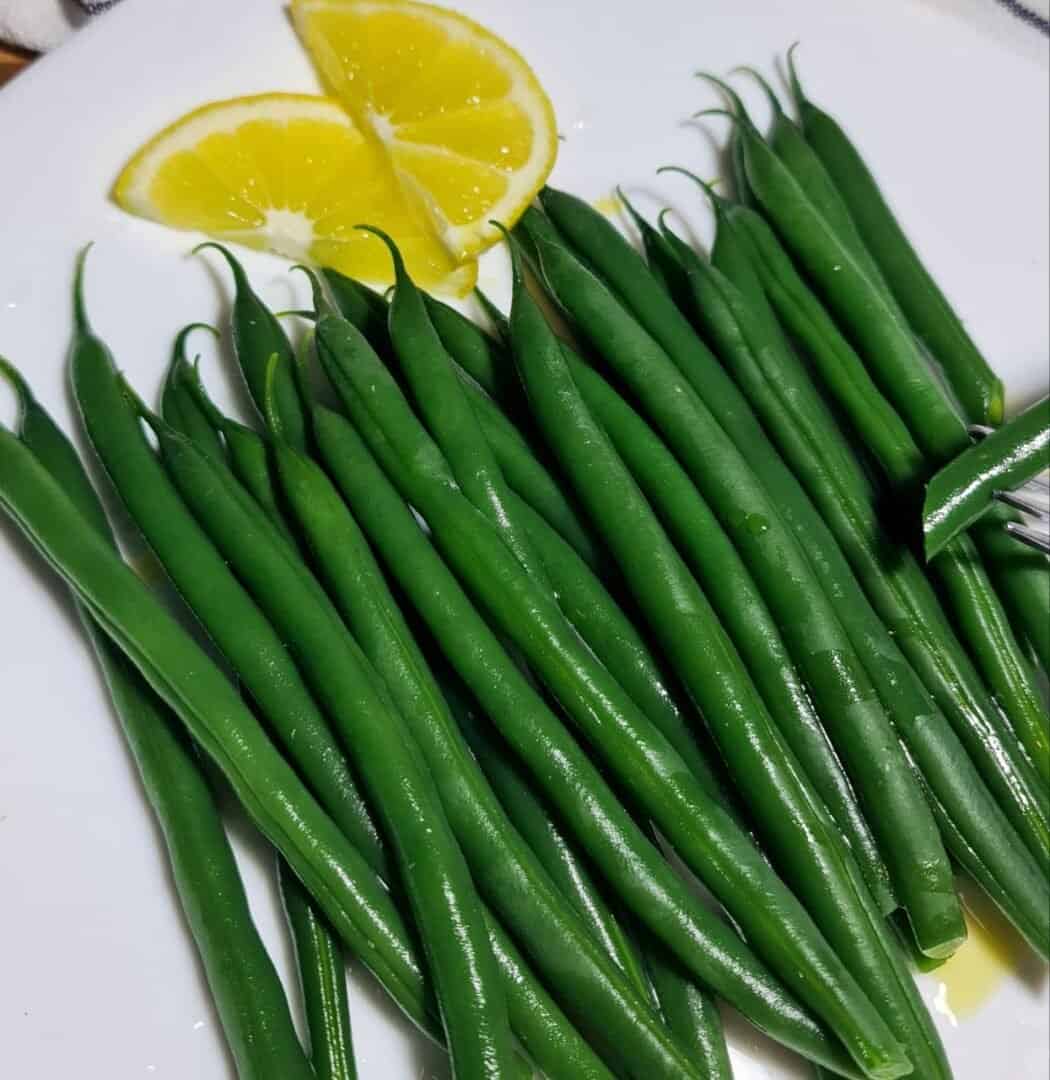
[924,397,1050,560]
[453,689,654,1006]
[175,366,300,548]
[676,246,964,957]
[310,393,863,1077]
[538,184,1050,875]
[365,226,547,584]
[161,324,227,463]
[196,242,308,451]
[267,415,693,1080]
[658,195,1050,949]
[319,304,913,1080]
[646,943,734,1080]
[733,109,1048,766]
[70,270,389,882]
[0,421,438,1042]
[560,338,894,910]
[517,205,950,1079]
[148,418,516,1080]
[787,49,1005,426]
[504,236,925,1078]
[0,362,314,1080]
[278,856,357,1080]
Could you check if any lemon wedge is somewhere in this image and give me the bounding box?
[292,0,558,261]
[114,93,476,294]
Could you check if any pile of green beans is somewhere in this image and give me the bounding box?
[0,54,1046,1080]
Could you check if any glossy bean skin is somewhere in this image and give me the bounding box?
[537,185,1050,871]
[279,857,358,1080]
[161,324,227,464]
[453,689,653,1002]
[268,426,693,1080]
[503,242,913,1080]
[0,364,315,1080]
[432,297,860,858]
[150,424,516,1080]
[924,397,1050,561]
[707,190,1050,808]
[517,202,950,1080]
[787,51,1005,427]
[684,190,1050,947]
[0,422,440,1039]
[310,392,862,1077]
[70,281,390,883]
[678,248,963,959]
[317,310,910,1080]
[734,115,1049,790]
[196,243,308,451]
[369,228,547,584]
[646,942,734,1080]
[564,341,893,910]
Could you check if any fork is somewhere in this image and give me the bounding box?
[971,425,1050,554]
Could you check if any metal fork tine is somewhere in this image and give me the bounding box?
[996,488,1050,519]
[1005,520,1050,555]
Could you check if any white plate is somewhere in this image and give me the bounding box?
[0,1,1046,1077]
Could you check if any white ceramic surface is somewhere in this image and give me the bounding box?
[0,1,1046,1077]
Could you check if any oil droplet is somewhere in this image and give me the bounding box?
[932,880,1034,1022]
[744,513,769,536]
[591,194,621,217]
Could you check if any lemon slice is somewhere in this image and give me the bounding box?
[114,93,476,294]
[292,0,558,261]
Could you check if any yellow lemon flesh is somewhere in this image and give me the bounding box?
[114,93,476,294]
[293,0,558,261]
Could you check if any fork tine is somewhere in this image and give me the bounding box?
[996,489,1050,519]
[1005,520,1050,556]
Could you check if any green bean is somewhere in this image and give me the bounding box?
[517,206,951,1079]
[504,235,930,1078]
[267,416,693,1080]
[319,303,911,1079]
[69,266,389,882]
[161,324,227,464]
[677,246,964,957]
[733,110,1049,761]
[658,197,1050,948]
[511,490,734,810]
[425,292,526,422]
[925,397,1050,559]
[0,419,439,1040]
[690,175,1048,759]
[452,680,735,1073]
[406,299,731,807]
[970,519,1050,674]
[704,71,888,299]
[178,367,300,548]
[196,243,308,451]
[561,339,893,910]
[278,856,357,1080]
[148,417,516,1080]
[646,943,734,1080]
[453,687,654,1006]
[0,362,314,1080]
[310,395,863,1077]
[321,267,390,348]
[540,182,1050,872]
[365,227,547,584]
[481,909,617,1080]
[334,277,915,1077]
[786,49,1005,427]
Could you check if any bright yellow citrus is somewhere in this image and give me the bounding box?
[292,0,558,260]
[113,93,477,294]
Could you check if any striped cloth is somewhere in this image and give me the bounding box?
[0,0,1046,53]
